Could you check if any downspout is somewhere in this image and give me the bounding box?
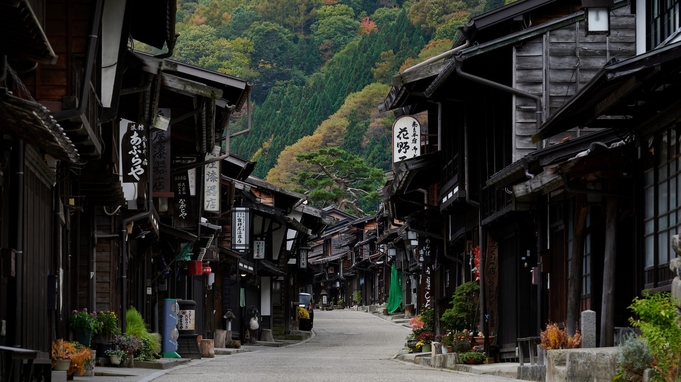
[52,0,103,122]
[91,213,97,312]
[14,141,24,347]
[455,59,543,133]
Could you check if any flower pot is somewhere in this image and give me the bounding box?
[421,343,432,353]
[299,318,312,331]
[54,359,71,371]
[109,355,121,366]
[73,328,93,347]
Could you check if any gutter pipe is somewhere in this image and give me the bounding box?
[455,59,543,133]
[14,142,24,348]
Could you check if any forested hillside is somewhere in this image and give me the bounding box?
[172,0,510,213]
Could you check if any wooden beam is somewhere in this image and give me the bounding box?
[160,73,223,99]
[600,177,618,346]
[566,194,587,337]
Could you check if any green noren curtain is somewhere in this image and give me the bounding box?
[387,263,403,314]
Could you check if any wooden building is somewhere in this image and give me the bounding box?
[381,0,637,358]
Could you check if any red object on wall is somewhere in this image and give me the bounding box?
[203,266,212,275]
[188,261,202,276]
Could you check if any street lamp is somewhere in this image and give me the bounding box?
[582,0,613,36]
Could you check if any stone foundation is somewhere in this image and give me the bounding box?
[545,348,617,382]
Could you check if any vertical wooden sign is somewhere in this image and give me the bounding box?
[485,234,499,337]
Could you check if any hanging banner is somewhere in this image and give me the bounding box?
[122,123,148,183]
[420,265,432,309]
[232,207,250,253]
[485,234,499,337]
[392,115,421,163]
[173,171,193,226]
[203,152,221,212]
[151,115,171,193]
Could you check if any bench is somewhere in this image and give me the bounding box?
[517,336,541,366]
[0,345,39,382]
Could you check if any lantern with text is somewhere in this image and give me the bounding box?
[392,115,421,163]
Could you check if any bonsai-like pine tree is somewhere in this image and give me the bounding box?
[293,147,385,216]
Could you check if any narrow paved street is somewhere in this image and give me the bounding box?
[152,309,516,382]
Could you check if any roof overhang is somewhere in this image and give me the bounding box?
[0,90,79,163]
[0,0,57,64]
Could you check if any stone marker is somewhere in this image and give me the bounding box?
[214,329,226,348]
[201,339,215,358]
[581,310,596,348]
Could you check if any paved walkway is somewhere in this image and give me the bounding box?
[63,307,524,382]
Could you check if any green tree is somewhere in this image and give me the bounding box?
[293,147,385,216]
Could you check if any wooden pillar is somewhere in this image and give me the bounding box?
[600,178,618,347]
[566,194,587,337]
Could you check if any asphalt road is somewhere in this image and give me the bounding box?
[151,309,517,382]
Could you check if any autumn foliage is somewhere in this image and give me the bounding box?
[540,322,582,350]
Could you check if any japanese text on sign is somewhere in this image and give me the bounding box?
[232,207,250,252]
[392,116,421,163]
[152,124,171,193]
[204,152,220,212]
[122,123,148,183]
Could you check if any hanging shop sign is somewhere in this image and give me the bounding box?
[232,207,250,253]
[253,239,265,260]
[151,109,171,193]
[122,123,148,183]
[203,151,220,212]
[173,170,193,226]
[392,115,421,163]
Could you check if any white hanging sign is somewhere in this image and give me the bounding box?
[392,115,421,163]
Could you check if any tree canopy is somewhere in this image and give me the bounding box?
[293,148,385,216]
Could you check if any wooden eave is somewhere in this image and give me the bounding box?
[0,0,57,64]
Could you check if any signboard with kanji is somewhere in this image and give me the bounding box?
[122,123,148,183]
[173,171,193,226]
[203,152,220,212]
[232,207,250,252]
[151,116,171,194]
[392,115,421,163]
[253,240,265,260]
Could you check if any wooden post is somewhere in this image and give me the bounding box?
[566,194,587,337]
[600,178,618,347]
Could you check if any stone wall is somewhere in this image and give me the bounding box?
[545,348,618,382]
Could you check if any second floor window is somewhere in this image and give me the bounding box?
[648,0,681,49]
[643,127,679,289]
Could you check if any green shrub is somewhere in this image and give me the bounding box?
[441,281,480,331]
[613,333,653,382]
[126,307,161,361]
[628,291,681,382]
[459,351,486,364]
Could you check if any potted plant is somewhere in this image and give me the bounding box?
[70,308,99,347]
[416,331,435,353]
[51,340,74,371]
[352,290,362,306]
[298,306,312,331]
[111,334,143,367]
[105,349,126,366]
[440,281,480,334]
[459,351,486,364]
[51,340,91,376]
[96,311,120,343]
